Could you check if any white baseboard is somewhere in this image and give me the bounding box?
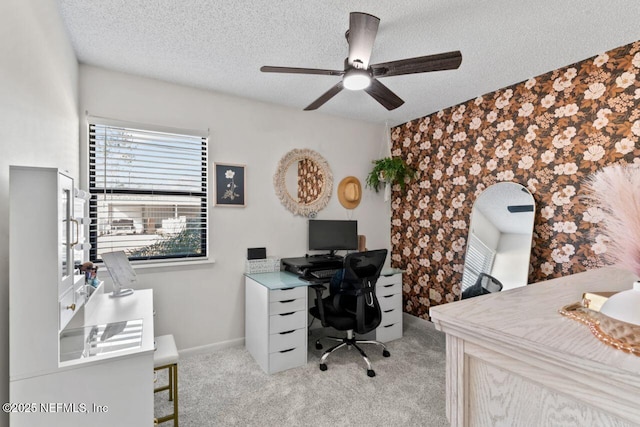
[178,314,432,357]
[179,337,244,357]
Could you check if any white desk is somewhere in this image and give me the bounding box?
[245,269,403,374]
[11,289,155,427]
[430,267,640,427]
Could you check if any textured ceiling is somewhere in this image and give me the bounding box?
[55,0,640,125]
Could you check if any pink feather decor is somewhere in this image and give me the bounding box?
[584,164,640,277]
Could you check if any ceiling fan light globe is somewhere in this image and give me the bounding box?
[343,69,371,90]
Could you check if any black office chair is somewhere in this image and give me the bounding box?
[461,273,503,299]
[309,249,389,377]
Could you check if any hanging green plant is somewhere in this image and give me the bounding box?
[365,156,416,193]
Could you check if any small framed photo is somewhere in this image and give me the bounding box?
[215,163,246,207]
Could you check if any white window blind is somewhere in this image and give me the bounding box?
[461,233,495,291]
[89,122,208,262]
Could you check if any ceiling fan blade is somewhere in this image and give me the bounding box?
[261,66,344,76]
[371,50,462,78]
[364,79,404,110]
[304,81,344,110]
[347,12,380,68]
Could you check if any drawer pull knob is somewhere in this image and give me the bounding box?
[384,309,393,313]
[383,295,393,299]
[66,303,76,311]
[280,348,295,353]
[281,287,294,291]
[384,323,395,328]
[279,312,295,316]
[279,330,295,335]
[383,284,394,288]
[280,299,295,304]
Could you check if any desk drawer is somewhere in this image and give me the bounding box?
[377,280,401,297]
[376,321,402,342]
[269,297,307,315]
[380,306,403,326]
[269,328,306,353]
[269,345,306,374]
[378,292,401,312]
[59,287,76,331]
[269,310,306,334]
[269,286,306,302]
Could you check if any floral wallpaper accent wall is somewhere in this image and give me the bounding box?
[390,41,640,319]
[297,158,323,204]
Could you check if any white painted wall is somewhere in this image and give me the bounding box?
[469,209,500,250]
[492,233,532,290]
[79,65,391,352]
[0,0,79,421]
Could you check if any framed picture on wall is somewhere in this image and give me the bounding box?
[214,163,246,207]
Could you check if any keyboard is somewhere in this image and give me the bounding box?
[309,269,340,279]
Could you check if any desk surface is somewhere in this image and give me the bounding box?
[245,271,309,290]
[246,268,403,290]
[60,289,155,368]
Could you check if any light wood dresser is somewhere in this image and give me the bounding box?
[430,267,640,427]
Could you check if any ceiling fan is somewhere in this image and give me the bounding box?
[260,12,462,111]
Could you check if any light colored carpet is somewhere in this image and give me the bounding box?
[154,314,448,426]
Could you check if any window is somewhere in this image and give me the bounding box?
[461,233,495,291]
[88,120,208,263]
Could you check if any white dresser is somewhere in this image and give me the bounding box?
[245,272,309,374]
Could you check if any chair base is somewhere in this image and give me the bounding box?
[316,330,390,377]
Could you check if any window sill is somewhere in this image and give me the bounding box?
[129,257,216,272]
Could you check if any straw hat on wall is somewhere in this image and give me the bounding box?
[337,176,362,209]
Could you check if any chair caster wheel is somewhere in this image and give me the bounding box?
[315,341,323,350]
[382,350,390,357]
[367,369,376,377]
[319,363,327,371]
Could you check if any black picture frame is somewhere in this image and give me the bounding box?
[215,163,246,207]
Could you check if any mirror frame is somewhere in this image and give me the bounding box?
[273,148,333,217]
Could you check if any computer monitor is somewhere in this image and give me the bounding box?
[308,220,358,255]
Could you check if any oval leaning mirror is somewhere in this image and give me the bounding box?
[273,148,333,217]
[461,182,535,294]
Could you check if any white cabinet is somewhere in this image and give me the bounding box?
[58,171,76,303]
[360,271,404,342]
[9,166,155,426]
[245,275,308,374]
[375,273,403,342]
[10,166,81,378]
